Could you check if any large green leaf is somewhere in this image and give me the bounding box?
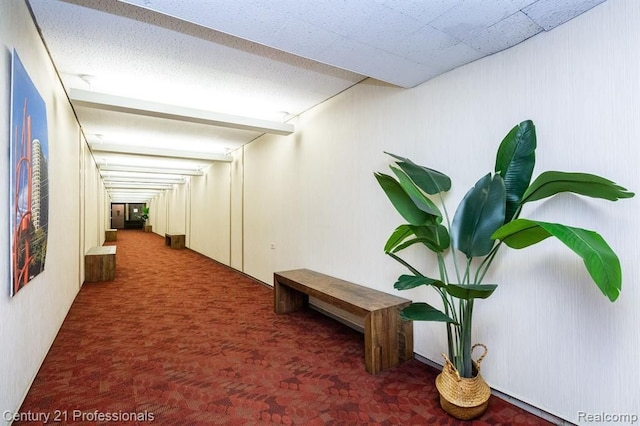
[385,152,451,194]
[396,225,450,253]
[446,284,497,300]
[384,224,450,254]
[414,224,450,252]
[491,219,551,248]
[390,166,442,218]
[400,302,455,323]
[492,219,622,301]
[384,225,414,253]
[374,173,435,226]
[494,120,537,222]
[394,275,444,290]
[522,171,635,204]
[451,174,506,257]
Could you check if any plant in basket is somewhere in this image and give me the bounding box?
[374,120,633,419]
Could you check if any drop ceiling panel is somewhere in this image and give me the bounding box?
[429,0,534,40]
[522,0,607,31]
[29,0,365,117]
[118,0,606,88]
[465,12,543,55]
[26,0,607,202]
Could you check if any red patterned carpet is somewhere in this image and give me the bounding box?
[17,230,553,425]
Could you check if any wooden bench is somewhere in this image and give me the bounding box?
[85,246,116,282]
[165,233,185,249]
[274,269,413,374]
[105,229,117,242]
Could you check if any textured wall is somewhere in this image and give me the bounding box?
[165,184,187,235]
[230,148,244,270]
[189,162,231,264]
[83,139,101,258]
[239,1,639,422]
[0,0,87,421]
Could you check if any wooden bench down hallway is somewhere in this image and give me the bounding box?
[165,233,185,249]
[84,246,116,282]
[274,269,413,374]
[105,229,117,242]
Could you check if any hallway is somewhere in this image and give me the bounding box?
[17,230,551,425]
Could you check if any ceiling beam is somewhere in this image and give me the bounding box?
[103,177,186,184]
[99,165,204,176]
[90,143,232,162]
[70,88,294,135]
[106,183,175,189]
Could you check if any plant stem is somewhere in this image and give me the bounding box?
[461,299,474,377]
[438,192,463,284]
[386,252,424,277]
[475,241,502,284]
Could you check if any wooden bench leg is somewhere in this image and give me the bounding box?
[398,315,414,363]
[274,280,308,314]
[85,253,116,282]
[365,309,394,374]
[364,306,413,374]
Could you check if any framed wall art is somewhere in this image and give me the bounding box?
[9,49,49,297]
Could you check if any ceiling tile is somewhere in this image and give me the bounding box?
[373,0,461,25]
[522,0,606,31]
[465,11,543,55]
[313,36,428,88]
[430,0,536,41]
[423,41,487,77]
[26,0,610,200]
[267,19,342,60]
[29,0,364,117]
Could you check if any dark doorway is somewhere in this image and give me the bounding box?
[111,204,125,229]
[126,203,145,229]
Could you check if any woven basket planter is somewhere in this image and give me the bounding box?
[435,344,490,420]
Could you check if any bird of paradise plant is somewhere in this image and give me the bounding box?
[375,120,633,379]
[139,206,150,225]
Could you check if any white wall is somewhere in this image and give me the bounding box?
[189,162,231,264]
[166,184,187,235]
[0,0,96,421]
[236,1,639,422]
[83,144,103,256]
[149,191,167,235]
[230,148,244,270]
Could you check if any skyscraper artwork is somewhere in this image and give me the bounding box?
[9,50,49,297]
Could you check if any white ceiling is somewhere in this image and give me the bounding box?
[26,0,606,202]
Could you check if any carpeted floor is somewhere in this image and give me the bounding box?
[17,230,553,425]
